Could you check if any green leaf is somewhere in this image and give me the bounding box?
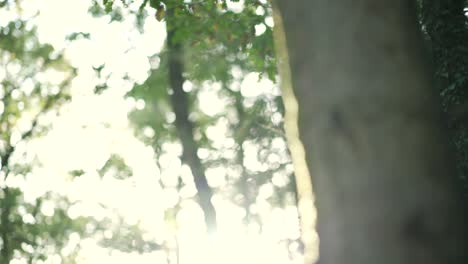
[69,169,85,177]
[149,0,160,9]
[104,0,114,12]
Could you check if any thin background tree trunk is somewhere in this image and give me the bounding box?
[276,1,468,263]
[165,6,217,234]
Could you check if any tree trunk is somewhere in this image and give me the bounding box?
[165,7,217,234]
[276,1,468,263]
[271,1,318,262]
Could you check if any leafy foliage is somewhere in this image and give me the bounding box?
[98,154,133,180]
[114,0,296,233]
[420,0,468,189]
[0,190,90,262]
[97,218,162,253]
[1,0,294,262]
[0,3,84,262]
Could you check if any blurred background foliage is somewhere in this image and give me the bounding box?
[0,0,467,263]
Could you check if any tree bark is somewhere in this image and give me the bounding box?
[165,7,217,233]
[271,1,318,262]
[276,1,468,263]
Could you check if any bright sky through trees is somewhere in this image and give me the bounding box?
[1,0,301,263]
